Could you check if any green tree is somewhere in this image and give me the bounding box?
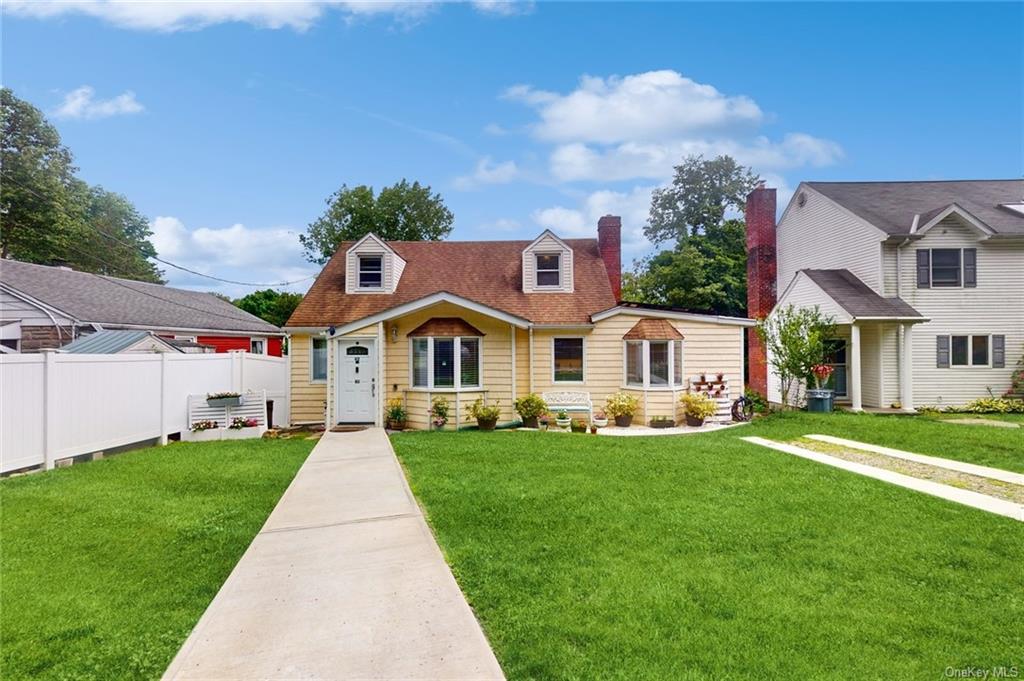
[756,304,836,407]
[0,87,81,261]
[76,186,163,283]
[234,289,304,328]
[645,155,759,243]
[300,180,454,263]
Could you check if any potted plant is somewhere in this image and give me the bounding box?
[681,392,717,427]
[592,410,608,428]
[385,397,407,430]
[605,392,639,427]
[466,398,501,431]
[188,419,221,441]
[570,418,587,433]
[807,364,835,413]
[649,415,675,429]
[514,393,548,429]
[206,391,242,408]
[555,410,571,429]
[716,372,724,382]
[589,424,598,434]
[430,396,449,431]
[538,414,550,431]
[699,372,707,383]
[224,416,261,439]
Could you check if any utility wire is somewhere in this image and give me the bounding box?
[0,172,317,288]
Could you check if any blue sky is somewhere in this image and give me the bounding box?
[4,1,1021,297]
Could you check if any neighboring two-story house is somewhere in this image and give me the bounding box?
[285,217,755,429]
[746,180,1024,410]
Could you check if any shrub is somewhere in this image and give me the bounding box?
[514,393,548,419]
[385,397,407,422]
[680,392,717,420]
[756,304,836,407]
[466,398,501,422]
[744,388,770,414]
[963,397,1024,414]
[430,396,450,426]
[605,392,639,418]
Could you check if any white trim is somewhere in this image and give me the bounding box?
[551,336,586,384]
[334,337,377,424]
[948,333,993,369]
[524,228,571,252]
[409,335,484,390]
[0,283,78,323]
[330,292,530,337]
[622,338,685,390]
[310,336,328,383]
[916,204,995,237]
[356,254,385,291]
[533,251,563,289]
[591,306,756,327]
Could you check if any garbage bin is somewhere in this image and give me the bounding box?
[806,389,834,413]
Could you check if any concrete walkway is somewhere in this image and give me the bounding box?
[163,429,504,680]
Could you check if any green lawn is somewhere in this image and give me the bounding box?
[926,412,1024,426]
[393,413,1023,680]
[1,437,314,680]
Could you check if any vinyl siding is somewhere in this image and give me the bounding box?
[344,235,406,294]
[0,289,73,326]
[897,217,1024,406]
[289,334,327,423]
[775,272,853,323]
[777,186,886,294]
[522,233,574,293]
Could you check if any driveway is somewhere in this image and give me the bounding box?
[163,428,504,680]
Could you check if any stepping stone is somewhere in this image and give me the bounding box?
[943,418,1020,429]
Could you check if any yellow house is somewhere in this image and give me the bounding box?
[285,216,754,429]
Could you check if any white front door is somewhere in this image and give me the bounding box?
[336,339,376,423]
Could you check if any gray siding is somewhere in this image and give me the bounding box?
[0,289,73,326]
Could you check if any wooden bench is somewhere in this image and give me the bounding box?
[542,391,593,421]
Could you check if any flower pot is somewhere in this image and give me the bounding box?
[387,420,407,431]
[685,414,705,427]
[592,417,608,428]
[614,415,633,427]
[649,419,675,429]
[555,417,571,428]
[432,423,446,431]
[477,418,498,431]
[207,396,242,408]
[521,416,539,429]
[589,425,598,434]
[570,423,587,433]
[538,422,549,431]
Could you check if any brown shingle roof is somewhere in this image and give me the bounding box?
[287,238,617,326]
[408,317,485,337]
[623,318,685,340]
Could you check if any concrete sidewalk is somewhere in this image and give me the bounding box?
[163,429,504,680]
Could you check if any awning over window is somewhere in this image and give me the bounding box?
[407,317,485,337]
[623,318,684,340]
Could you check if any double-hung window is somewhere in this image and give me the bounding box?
[311,337,327,382]
[411,336,482,389]
[951,335,989,367]
[937,333,1006,368]
[917,248,977,288]
[553,337,584,382]
[625,339,685,389]
[358,255,383,289]
[535,254,561,287]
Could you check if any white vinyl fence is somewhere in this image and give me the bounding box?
[0,350,289,474]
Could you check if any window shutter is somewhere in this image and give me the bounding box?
[916,250,930,288]
[992,335,1006,368]
[936,335,950,368]
[963,248,977,287]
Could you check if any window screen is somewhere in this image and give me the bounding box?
[412,339,429,387]
[553,338,583,382]
[460,338,480,387]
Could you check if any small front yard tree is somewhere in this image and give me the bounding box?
[756,304,835,407]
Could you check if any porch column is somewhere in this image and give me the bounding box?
[900,323,914,412]
[849,323,862,412]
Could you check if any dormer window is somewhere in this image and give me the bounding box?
[535,254,560,287]
[358,255,383,289]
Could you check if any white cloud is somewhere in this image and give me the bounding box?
[4,1,438,32]
[471,1,534,16]
[478,218,522,232]
[52,86,144,120]
[149,216,317,297]
[483,122,510,136]
[532,185,655,258]
[454,156,519,189]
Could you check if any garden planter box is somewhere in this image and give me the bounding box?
[521,416,539,429]
[387,420,407,431]
[185,428,222,442]
[614,415,633,427]
[222,426,265,440]
[207,396,242,408]
[570,423,587,433]
[685,414,706,428]
[649,419,675,429]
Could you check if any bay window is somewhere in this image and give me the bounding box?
[411,336,482,389]
[625,339,685,388]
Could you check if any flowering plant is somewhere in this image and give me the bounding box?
[430,396,450,427]
[229,417,259,429]
[810,363,834,389]
[190,419,218,432]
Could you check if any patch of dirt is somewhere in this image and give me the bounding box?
[791,438,1024,504]
[330,425,369,433]
[942,418,1020,429]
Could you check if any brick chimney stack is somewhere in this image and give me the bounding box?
[597,215,622,301]
[745,183,777,397]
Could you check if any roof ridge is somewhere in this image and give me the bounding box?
[806,178,1023,185]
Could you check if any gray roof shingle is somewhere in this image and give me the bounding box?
[806,180,1024,236]
[802,269,925,319]
[0,260,280,334]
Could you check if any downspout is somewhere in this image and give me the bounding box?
[895,224,915,408]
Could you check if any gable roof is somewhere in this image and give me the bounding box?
[0,260,281,334]
[805,180,1024,237]
[287,238,617,327]
[62,330,182,354]
[801,269,925,320]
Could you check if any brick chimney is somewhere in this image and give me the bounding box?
[597,215,622,300]
[745,182,777,397]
